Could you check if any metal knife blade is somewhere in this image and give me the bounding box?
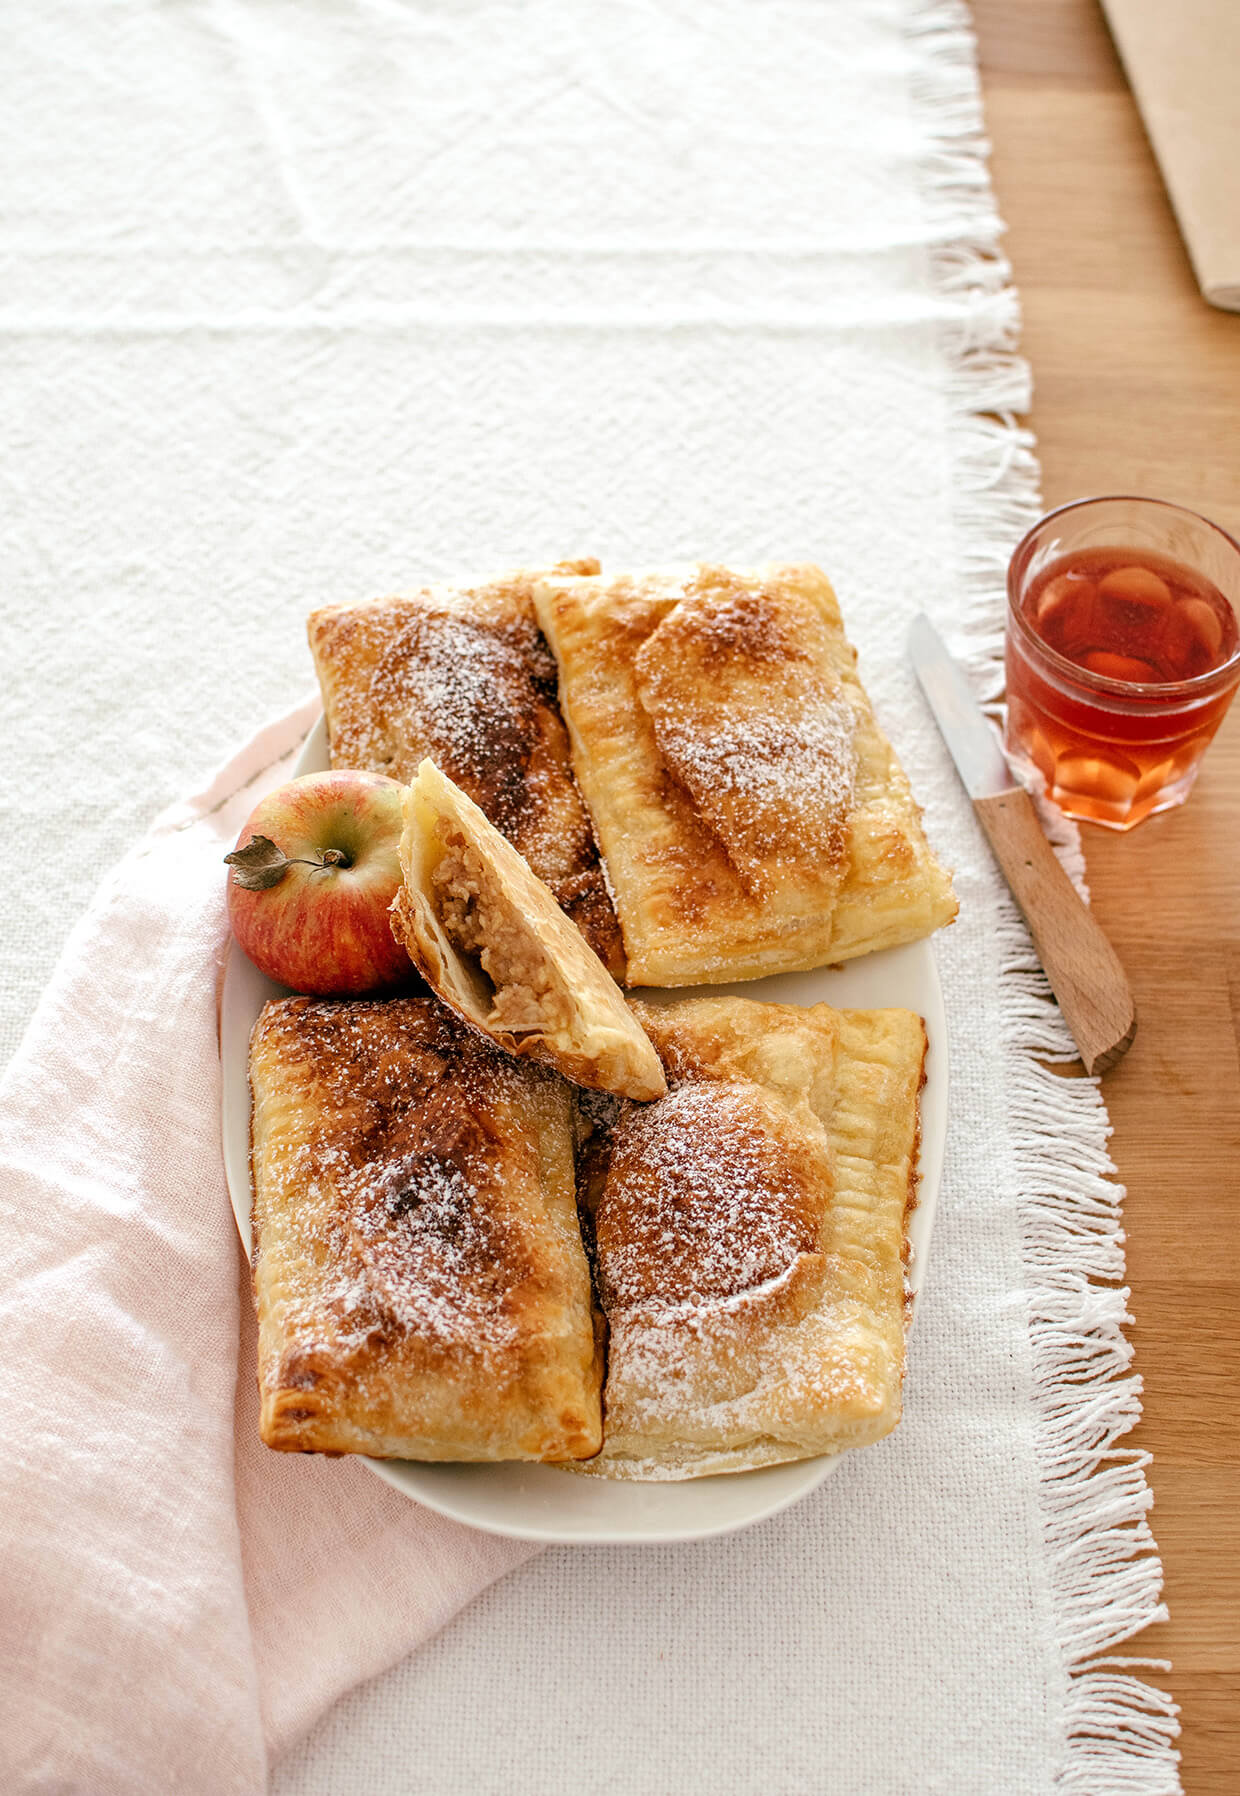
[906,611,1136,1076]
[907,613,1016,800]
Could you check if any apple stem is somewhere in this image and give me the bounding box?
[224,835,352,890]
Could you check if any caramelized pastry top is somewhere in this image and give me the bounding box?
[255,996,543,1353]
[632,568,855,899]
[308,564,624,975]
[249,994,603,1461]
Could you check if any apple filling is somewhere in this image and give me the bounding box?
[431,831,574,1037]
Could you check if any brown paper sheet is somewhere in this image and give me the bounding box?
[1102,0,1240,312]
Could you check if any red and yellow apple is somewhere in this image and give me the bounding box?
[225,771,411,995]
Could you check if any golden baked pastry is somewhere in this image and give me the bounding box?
[307,562,624,976]
[390,761,666,1103]
[533,563,957,985]
[249,994,603,1461]
[575,994,925,1480]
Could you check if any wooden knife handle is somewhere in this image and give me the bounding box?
[972,788,1137,1075]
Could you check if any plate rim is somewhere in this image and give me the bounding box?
[220,713,948,1544]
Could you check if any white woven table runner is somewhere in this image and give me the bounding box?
[2,2,1180,1791]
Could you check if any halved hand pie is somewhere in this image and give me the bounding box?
[249,994,603,1462]
[390,761,666,1102]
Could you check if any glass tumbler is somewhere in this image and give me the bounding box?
[1004,496,1240,829]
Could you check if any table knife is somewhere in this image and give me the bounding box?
[908,614,1137,1075]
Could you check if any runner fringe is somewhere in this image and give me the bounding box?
[908,4,1181,1789]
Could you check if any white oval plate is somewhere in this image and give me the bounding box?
[221,716,947,1543]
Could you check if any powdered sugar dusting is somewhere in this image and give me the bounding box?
[633,580,858,891]
[656,702,855,856]
[256,997,536,1359]
[344,1148,521,1348]
[595,1080,817,1315]
[348,605,557,834]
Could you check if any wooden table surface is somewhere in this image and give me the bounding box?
[974,4,1240,1790]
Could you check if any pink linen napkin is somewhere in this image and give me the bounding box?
[0,704,537,1796]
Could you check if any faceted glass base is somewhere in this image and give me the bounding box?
[1004,730,1204,831]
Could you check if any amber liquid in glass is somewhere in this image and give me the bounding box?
[1006,547,1239,826]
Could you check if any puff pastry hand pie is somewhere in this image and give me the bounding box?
[249,994,603,1462]
[307,562,624,976]
[533,563,957,985]
[575,994,925,1480]
[390,761,666,1103]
